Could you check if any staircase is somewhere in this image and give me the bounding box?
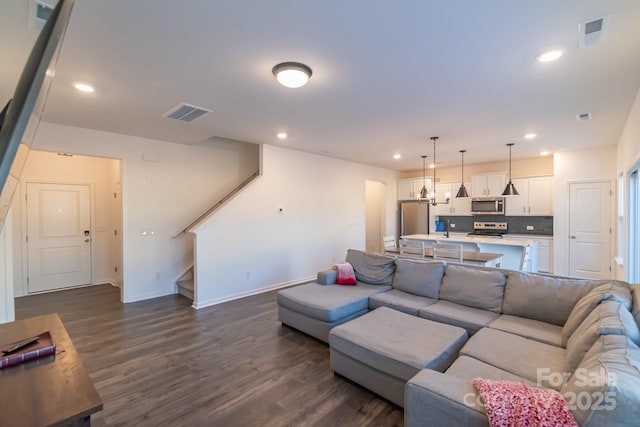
[173,168,262,304]
[176,266,194,300]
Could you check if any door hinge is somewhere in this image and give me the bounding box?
[114,229,117,236]
[26,276,29,284]
[113,192,117,198]
[114,266,118,273]
[25,235,28,243]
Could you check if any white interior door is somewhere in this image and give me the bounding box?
[26,183,92,293]
[568,181,611,279]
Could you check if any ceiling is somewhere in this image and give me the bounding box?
[1,0,640,171]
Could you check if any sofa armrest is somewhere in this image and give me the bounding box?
[317,268,337,285]
[405,369,489,427]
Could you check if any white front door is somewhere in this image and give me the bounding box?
[568,181,611,279]
[26,183,92,293]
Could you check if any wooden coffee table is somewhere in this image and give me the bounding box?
[0,313,103,426]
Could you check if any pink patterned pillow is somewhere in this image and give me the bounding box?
[473,378,578,427]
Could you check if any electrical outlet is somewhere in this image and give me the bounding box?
[526,225,534,231]
[450,223,456,228]
[245,271,251,280]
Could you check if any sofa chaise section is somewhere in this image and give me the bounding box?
[277,249,395,342]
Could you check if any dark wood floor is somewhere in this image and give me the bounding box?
[15,285,404,427]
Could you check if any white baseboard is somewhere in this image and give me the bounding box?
[122,288,176,303]
[192,276,314,309]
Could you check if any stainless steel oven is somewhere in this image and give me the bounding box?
[471,197,505,215]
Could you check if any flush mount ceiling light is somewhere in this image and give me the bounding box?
[73,82,94,93]
[502,143,519,196]
[272,62,312,88]
[277,132,288,139]
[536,50,563,63]
[524,133,537,140]
[393,153,401,159]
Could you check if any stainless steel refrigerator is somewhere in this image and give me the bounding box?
[399,201,430,240]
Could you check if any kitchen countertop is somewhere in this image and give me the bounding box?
[401,233,540,247]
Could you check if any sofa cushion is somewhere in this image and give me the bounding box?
[276,282,390,322]
[460,327,566,389]
[561,335,640,427]
[632,285,640,327]
[561,281,632,346]
[329,307,468,380]
[503,271,596,326]
[345,249,396,285]
[445,355,538,387]
[418,300,499,336]
[564,301,640,373]
[392,259,445,299]
[368,289,437,316]
[439,264,506,313]
[489,314,563,347]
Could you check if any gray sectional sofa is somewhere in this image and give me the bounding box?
[277,249,640,426]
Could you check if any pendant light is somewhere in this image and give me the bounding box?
[419,155,428,199]
[427,136,450,206]
[502,143,519,196]
[455,149,469,198]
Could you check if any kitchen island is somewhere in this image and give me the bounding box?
[400,233,540,271]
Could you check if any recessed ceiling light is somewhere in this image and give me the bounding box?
[536,50,563,63]
[277,132,287,139]
[272,62,312,88]
[524,133,537,140]
[540,151,551,156]
[74,82,94,93]
[393,153,401,159]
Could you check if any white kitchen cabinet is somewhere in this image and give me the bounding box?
[398,178,432,200]
[505,176,553,216]
[434,182,471,216]
[536,237,553,273]
[471,173,505,198]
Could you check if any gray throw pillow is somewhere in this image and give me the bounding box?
[561,281,632,346]
[392,259,445,299]
[564,301,640,373]
[503,271,596,326]
[561,335,640,426]
[345,249,396,285]
[439,264,506,313]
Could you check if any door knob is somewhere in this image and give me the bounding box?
[84,238,90,243]
[570,235,576,239]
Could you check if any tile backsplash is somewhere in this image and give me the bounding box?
[437,215,553,236]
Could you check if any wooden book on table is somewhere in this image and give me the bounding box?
[0,331,56,369]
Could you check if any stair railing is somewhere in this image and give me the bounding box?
[173,169,260,237]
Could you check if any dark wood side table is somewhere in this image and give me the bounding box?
[0,313,103,426]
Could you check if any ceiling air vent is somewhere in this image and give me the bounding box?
[30,0,54,31]
[576,112,592,122]
[579,15,610,47]
[162,103,212,123]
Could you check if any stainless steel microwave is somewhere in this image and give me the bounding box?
[471,197,505,215]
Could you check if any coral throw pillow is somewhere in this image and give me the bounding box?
[334,262,357,285]
[473,378,578,427]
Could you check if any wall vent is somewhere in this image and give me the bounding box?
[576,112,592,122]
[162,103,212,123]
[579,15,610,47]
[30,0,54,31]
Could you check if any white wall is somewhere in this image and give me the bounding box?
[0,211,14,323]
[616,87,640,281]
[30,122,259,302]
[553,146,617,276]
[192,144,399,308]
[12,151,119,296]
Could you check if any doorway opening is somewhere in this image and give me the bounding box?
[365,180,387,254]
[15,150,123,301]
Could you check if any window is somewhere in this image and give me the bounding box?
[629,165,639,283]
[617,173,624,262]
